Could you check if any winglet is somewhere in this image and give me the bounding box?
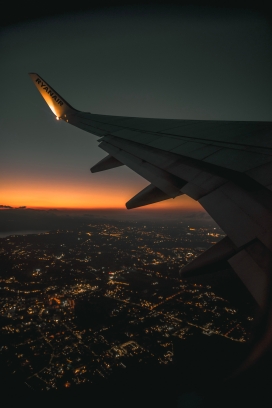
[29,73,77,119]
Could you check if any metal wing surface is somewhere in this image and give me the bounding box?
[29,73,272,307]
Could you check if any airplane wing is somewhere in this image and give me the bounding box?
[29,73,272,309]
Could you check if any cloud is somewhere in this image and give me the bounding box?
[0,205,13,209]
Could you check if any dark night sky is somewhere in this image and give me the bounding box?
[1,3,272,210]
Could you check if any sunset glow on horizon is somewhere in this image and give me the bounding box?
[2,186,204,212]
[2,152,205,211]
[2,154,205,212]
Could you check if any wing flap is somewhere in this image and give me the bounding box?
[228,250,268,307]
[99,140,186,197]
[181,236,237,276]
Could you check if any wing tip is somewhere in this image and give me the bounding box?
[29,72,76,117]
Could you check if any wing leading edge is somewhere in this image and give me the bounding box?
[29,73,272,308]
